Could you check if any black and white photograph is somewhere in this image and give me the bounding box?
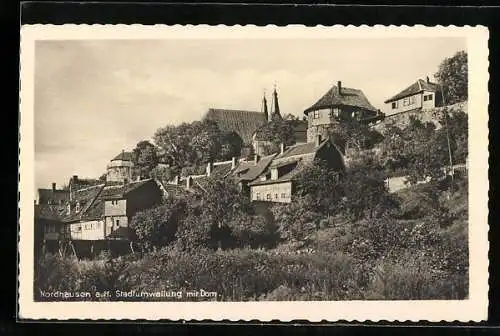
[18,25,489,321]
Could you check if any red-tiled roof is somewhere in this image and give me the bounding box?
[304,84,377,114]
[384,79,441,103]
[203,108,267,144]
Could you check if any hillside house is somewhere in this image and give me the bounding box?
[248,135,345,204]
[304,81,383,145]
[384,77,443,116]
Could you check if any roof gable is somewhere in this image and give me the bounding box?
[384,79,441,103]
[203,108,267,144]
[304,85,377,114]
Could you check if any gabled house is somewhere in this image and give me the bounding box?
[303,81,382,144]
[384,77,443,116]
[248,135,345,204]
[34,178,163,257]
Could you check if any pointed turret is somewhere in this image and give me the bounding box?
[261,90,269,122]
[270,84,282,121]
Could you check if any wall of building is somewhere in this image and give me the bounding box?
[107,160,133,183]
[104,199,127,217]
[385,93,423,116]
[250,182,292,203]
[69,220,105,240]
[105,215,128,236]
[43,222,60,241]
[421,90,438,109]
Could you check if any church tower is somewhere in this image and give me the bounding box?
[269,84,282,122]
[261,90,269,122]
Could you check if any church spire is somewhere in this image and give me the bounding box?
[261,89,269,122]
[270,83,282,121]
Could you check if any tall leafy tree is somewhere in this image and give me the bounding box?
[294,160,343,217]
[132,140,159,179]
[434,50,468,105]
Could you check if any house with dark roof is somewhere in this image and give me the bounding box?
[384,77,443,116]
[35,178,163,256]
[36,183,70,206]
[248,135,345,204]
[304,81,383,144]
[61,179,162,241]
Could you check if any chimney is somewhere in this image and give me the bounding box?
[206,162,213,177]
[337,81,342,95]
[231,157,237,169]
[52,182,56,192]
[315,134,322,147]
[254,154,260,165]
[280,143,285,154]
[72,175,78,182]
[186,176,192,190]
[426,76,430,83]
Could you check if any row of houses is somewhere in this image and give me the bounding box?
[35,75,446,256]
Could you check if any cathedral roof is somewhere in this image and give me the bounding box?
[203,108,267,144]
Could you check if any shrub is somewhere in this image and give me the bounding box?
[34,254,81,301]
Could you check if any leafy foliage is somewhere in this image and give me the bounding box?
[130,198,188,252]
[153,120,242,172]
[434,50,468,105]
[132,140,159,179]
[255,119,297,155]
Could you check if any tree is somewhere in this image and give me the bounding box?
[132,140,159,179]
[327,119,383,154]
[153,120,238,172]
[256,119,296,155]
[271,195,323,242]
[294,160,343,217]
[176,177,250,250]
[340,165,399,222]
[129,198,188,252]
[434,50,468,105]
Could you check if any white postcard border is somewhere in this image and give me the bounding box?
[18,24,490,321]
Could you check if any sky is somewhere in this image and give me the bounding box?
[34,37,466,190]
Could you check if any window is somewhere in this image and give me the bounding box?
[424,94,433,101]
[274,194,278,200]
[266,194,271,201]
[392,102,397,109]
[281,193,286,199]
[116,219,120,227]
[256,192,260,200]
[403,97,410,106]
[409,96,415,105]
[313,110,320,119]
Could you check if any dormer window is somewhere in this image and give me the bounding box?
[75,202,81,212]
